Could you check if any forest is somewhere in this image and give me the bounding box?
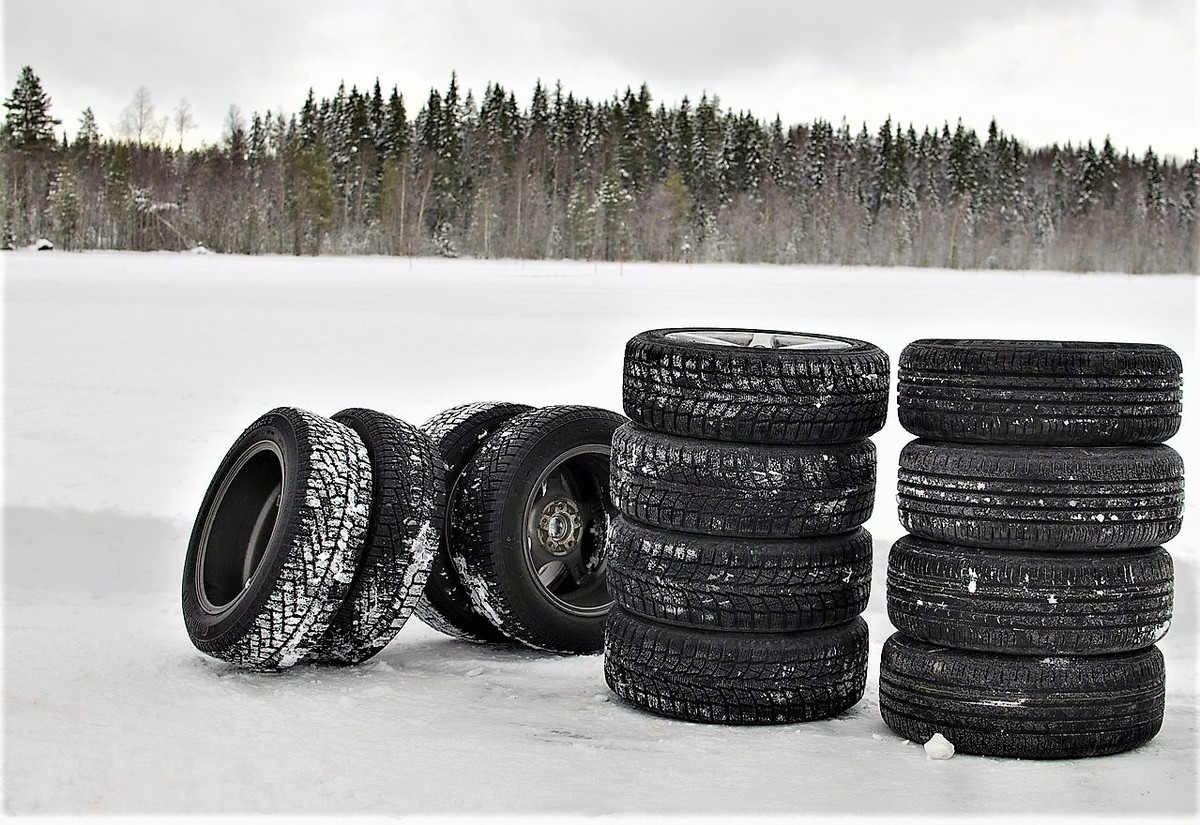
[3,66,1196,273]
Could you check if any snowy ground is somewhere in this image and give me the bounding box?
[3,250,1197,819]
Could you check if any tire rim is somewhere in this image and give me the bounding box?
[522,444,614,617]
[665,330,855,350]
[196,440,284,615]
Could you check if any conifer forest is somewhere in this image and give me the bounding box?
[3,66,1197,272]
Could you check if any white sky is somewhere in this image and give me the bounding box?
[2,0,1196,160]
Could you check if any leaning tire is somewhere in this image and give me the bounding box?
[181,407,372,670]
[886,535,1173,655]
[611,424,875,538]
[451,405,625,652]
[604,607,868,725]
[414,401,533,644]
[606,516,872,632]
[897,440,1184,551]
[306,409,442,664]
[897,339,1183,446]
[623,327,889,444]
[879,633,1166,759]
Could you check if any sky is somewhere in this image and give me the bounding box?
[1,0,1196,160]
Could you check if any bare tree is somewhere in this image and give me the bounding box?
[172,99,196,151]
[118,86,166,146]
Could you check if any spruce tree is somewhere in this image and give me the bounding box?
[3,66,60,148]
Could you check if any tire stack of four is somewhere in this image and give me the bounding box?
[882,339,1184,758]
[605,328,889,724]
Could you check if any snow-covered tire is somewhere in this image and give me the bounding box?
[623,327,889,444]
[606,516,872,632]
[897,440,1184,551]
[878,633,1166,759]
[886,535,1173,655]
[611,424,875,538]
[451,405,625,652]
[305,409,442,664]
[604,607,868,725]
[181,407,372,671]
[414,401,533,643]
[897,339,1183,446]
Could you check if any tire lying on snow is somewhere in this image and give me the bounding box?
[611,424,876,538]
[878,632,1166,759]
[897,339,1183,446]
[605,606,868,724]
[623,327,889,445]
[606,515,872,632]
[414,401,532,644]
[897,439,1184,551]
[451,405,626,652]
[305,408,442,665]
[886,534,1173,655]
[181,407,372,670]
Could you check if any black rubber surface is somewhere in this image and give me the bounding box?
[182,407,372,671]
[307,408,443,664]
[879,633,1166,759]
[605,607,868,725]
[886,534,1174,655]
[611,424,875,538]
[606,516,872,632]
[897,439,1184,551]
[414,401,532,644]
[623,327,889,444]
[897,338,1182,445]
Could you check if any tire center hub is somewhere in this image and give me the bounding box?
[536,498,584,556]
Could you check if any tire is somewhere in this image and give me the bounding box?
[451,405,625,652]
[878,633,1166,759]
[604,607,868,725]
[611,424,875,538]
[414,402,533,643]
[886,535,1173,655]
[897,339,1183,446]
[606,516,872,632]
[182,407,372,671]
[305,409,442,664]
[623,327,889,445]
[897,440,1184,551]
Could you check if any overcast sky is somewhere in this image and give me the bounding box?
[2,0,1196,159]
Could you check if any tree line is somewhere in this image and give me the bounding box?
[3,66,1197,272]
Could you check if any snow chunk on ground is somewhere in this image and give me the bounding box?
[924,733,956,760]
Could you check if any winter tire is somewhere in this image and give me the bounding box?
[879,633,1166,759]
[897,440,1184,551]
[182,407,372,670]
[611,424,875,538]
[606,516,872,632]
[886,535,1173,655]
[305,409,442,664]
[604,607,868,725]
[623,327,889,444]
[897,339,1183,446]
[451,405,625,652]
[414,401,533,643]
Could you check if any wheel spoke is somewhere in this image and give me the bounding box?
[527,535,558,572]
[563,551,590,586]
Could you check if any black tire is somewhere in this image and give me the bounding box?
[182,407,372,670]
[887,535,1173,655]
[611,424,875,538]
[305,409,442,664]
[879,633,1166,759]
[451,405,626,652]
[897,339,1183,446]
[604,607,868,725]
[623,327,889,445]
[414,401,533,643]
[898,440,1184,551]
[606,516,872,632]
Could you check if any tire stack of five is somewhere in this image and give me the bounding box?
[605,328,890,723]
[881,339,1184,758]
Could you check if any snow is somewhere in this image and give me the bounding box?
[3,250,1197,819]
[923,732,956,760]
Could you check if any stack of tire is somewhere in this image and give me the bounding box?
[604,328,890,724]
[881,339,1184,758]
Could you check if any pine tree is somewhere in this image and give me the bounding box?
[3,66,60,148]
[74,107,100,148]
